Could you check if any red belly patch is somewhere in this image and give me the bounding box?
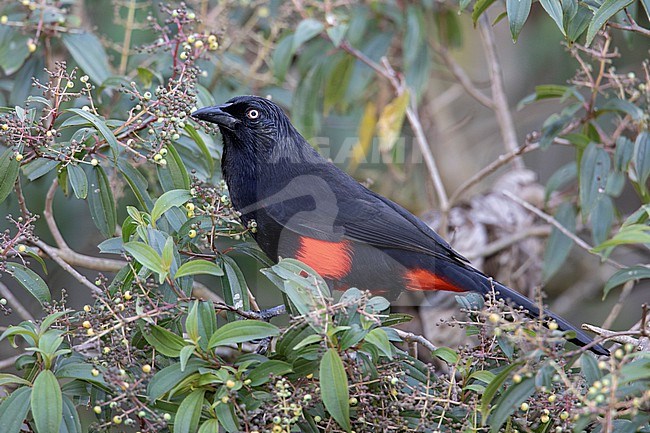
[404,268,464,292]
[295,237,352,279]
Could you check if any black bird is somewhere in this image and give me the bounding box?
[191,95,608,356]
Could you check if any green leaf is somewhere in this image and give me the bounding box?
[0,147,20,205]
[67,164,88,199]
[118,159,154,210]
[489,377,536,432]
[220,256,250,320]
[585,0,635,45]
[0,373,31,387]
[540,0,566,34]
[148,359,208,401]
[0,26,30,76]
[363,328,393,357]
[433,347,460,364]
[543,203,576,282]
[175,260,224,279]
[123,242,165,276]
[207,320,280,349]
[197,419,220,433]
[319,348,351,432]
[567,4,592,42]
[580,352,602,385]
[272,35,295,81]
[31,370,62,433]
[293,19,324,51]
[215,402,239,433]
[591,195,614,246]
[186,301,200,344]
[62,33,110,84]
[142,324,186,357]
[196,301,217,352]
[326,24,348,47]
[21,158,58,181]
[600,98,645,121]
[473,0,497,23]
[633,131,650,194]
[579,142,610,214]
[174,389,205,433]
[157,143,190,191]
[246,360,293,386]
[0,386,31,433]
[184,124,214,174]
[506,0,532,41]
[151,189,192,226]
[545,162,577,202]
[592,224,650,252]
[5,262,51,306]
[179,344,195,372]
[59,395,82,433]
[603,266,650,298]
[88,165,117,238]
[66,108,119,157]
[480,361,523,421]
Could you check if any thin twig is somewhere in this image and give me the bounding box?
[478,16,524,169]
[339,42,449,210]
[43,179,68,250]
[601,280,634,329]
[449,142,539,205]
[465,225,551,261]
[431,43,494,109]
[0,282,35,321]
[35,240,103,295]
[502,190,624,269]
[395,329,438,352]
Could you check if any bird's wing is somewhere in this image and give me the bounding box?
[259,173,469,265]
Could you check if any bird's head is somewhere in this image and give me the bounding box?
[191,95,293,151]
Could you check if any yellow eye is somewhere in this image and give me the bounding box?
[246,109,259,119]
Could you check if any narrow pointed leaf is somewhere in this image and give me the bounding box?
[0,147,20,205]
[88,165,117,238]
[67,164,88,199]
[585,0,635,46]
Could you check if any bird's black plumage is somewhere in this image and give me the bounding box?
[192,95,608,356]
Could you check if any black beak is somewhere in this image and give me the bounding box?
[191,104,240,129]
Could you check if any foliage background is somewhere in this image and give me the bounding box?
[0,0,648,432]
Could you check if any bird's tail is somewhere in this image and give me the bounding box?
[486,279,609,356]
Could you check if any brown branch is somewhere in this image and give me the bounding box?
[502,190,624,269]
[465,225,551,261]
[449,142,540,205]
[35,240,103,295]
[44,179,68,250]
[478,16,524,169]
[431,43,494,109]
[395,329,437,352]
[338,42,449,210]
[601,280,634,329]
